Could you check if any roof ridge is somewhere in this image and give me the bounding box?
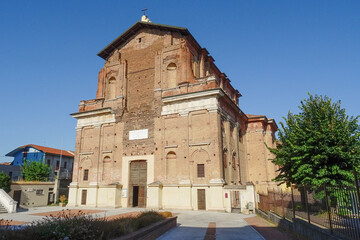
[97,21,192,60]
[6,144,74,158]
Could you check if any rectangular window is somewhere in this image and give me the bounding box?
[63,161,67,169]
[47,159,51,166]
[56,161,60,170]
[197,164,205,178]
[83,169,89,181]
[36,189,44,195]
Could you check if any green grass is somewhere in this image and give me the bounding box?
[0,210,165,240]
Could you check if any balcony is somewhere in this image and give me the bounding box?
[56,168,72,180]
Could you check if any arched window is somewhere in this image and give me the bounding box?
[166,151,177,178]
[166,63,177,88]
[106,77,116,99]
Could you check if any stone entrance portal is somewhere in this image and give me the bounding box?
[129,160,147,207]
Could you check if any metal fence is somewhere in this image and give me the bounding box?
[258,184,360,240]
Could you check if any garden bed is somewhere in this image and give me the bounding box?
[0,210,174,240]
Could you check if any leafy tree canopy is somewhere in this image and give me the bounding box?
[0,172,11,193]
[268,94,360,188]
[21,159,51,182]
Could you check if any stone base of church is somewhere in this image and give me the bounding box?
[68,182,123,208]
[68,181,256,213]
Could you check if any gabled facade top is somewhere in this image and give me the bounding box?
[97,21,194,60]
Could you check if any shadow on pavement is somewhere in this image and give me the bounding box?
[158,225,297,240]
[15,207,29,213]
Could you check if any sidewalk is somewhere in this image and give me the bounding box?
[244,215,298,240]
[158,211,265,240]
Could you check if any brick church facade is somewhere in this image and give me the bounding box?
[68,16,278,212]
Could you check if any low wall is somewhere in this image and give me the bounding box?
[0,189,17,213]
[256,209,341,240]
[115,216,177,240]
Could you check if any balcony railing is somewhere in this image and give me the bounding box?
[56,168,72,180]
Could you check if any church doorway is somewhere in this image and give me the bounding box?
[129,160,147,207]
[230,191,241,213]
[13,190,21,207]
[197,189,206,210]
[81,190,87,205]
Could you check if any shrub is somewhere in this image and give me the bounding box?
[133,211,164,229]
[159,211,172,218]
[59,195,67,203]
[0,172,11,193]
[0,210,165,240]
[295,204,302,211]
[0,219,12,227]
[21,159,51,182]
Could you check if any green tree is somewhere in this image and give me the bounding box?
[0,172,11,193]
[21,159,51,182]
[268,94,360,189]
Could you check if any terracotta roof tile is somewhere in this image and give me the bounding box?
[19,144,74,158]
[0,162,11,165]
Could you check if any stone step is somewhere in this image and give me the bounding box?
[0,202,8,213]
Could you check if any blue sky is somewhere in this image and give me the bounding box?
[0,1,359,162]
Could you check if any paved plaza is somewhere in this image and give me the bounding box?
[0,207,295,239]
[158,211,265,240]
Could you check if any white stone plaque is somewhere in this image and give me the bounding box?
[122,189,127,198]
[129,129,148,140]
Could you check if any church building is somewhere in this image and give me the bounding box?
[68,16,278,212]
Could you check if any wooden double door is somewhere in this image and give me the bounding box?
[129,160,147,207]
[197,189,206,210]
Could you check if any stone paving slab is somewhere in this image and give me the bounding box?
[158,211,265,240]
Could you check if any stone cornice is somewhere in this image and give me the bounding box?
[71,108,114,119]
[162,88,224,103]
[161,89,223,116]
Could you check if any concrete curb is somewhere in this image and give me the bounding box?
[115,216,177,240]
